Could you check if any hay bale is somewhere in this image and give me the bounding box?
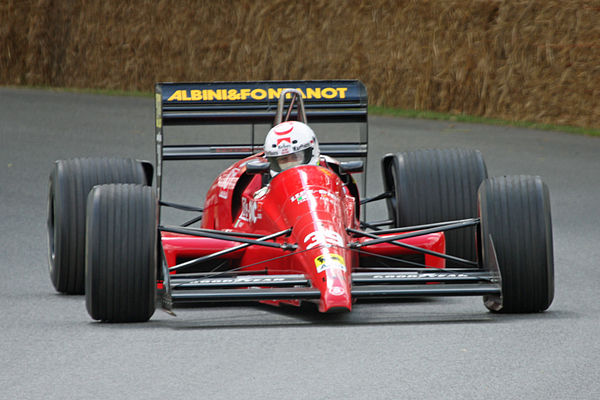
[1,0,598,128]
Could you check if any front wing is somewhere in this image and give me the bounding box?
[159,235,502,312]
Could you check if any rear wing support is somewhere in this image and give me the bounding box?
[154,80,368,202]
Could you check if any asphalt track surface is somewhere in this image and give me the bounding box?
[1,88,599,399]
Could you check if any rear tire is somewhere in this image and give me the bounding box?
[382,148,487,265]
[47,158,150,294]
[85,184,157,322]
[479,175,554,313]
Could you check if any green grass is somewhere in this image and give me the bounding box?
[369,105,600,136]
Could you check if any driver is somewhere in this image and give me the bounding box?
[263,120,320,176]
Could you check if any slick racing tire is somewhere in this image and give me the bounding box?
[85,184,157,322]
[479,175,554,313]
[381,148,487,266]
[47,158,151,294]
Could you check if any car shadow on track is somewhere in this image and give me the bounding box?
[144,298,513,330]
[82,300,572,330]
[48,294,568,330]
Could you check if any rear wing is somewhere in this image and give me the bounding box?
[154,80,369,199]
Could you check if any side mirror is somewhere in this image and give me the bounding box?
[246,161,270,175]
[339,160,364,173]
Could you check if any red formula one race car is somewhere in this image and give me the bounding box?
[47,80,554,322]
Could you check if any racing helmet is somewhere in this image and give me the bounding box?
[264,121,320,175]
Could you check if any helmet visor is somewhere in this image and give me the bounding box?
[268,148,313,172]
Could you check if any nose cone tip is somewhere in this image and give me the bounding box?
[320,285,352,313]
[323,305,351,314]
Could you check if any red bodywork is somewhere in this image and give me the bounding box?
[162,155,445,312]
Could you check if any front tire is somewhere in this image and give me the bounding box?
[85,184,157,322]
[479,175,554,313]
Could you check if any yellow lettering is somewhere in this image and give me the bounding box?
[206,89,221,101]
[240,89,251,100]
[322,88,337,99]
[268,88,282,99]
[251,88,267,100]
[191,90,202,100]
[167,90,182,101]
[228,89,240,100]
[167,86,348,103]
[181,90,192,101]
[306,87,321,99]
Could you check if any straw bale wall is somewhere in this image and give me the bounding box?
[1,0,598,127]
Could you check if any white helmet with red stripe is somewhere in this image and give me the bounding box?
[264,121,320,176]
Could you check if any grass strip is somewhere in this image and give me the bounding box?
[369,105,600,136]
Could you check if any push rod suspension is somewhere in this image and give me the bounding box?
[181,215,203,227]
[360,191,392,205]
[370,218,480,235]
[160,225,275,240]
[354,219,479,244]
[347,226,478,267]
